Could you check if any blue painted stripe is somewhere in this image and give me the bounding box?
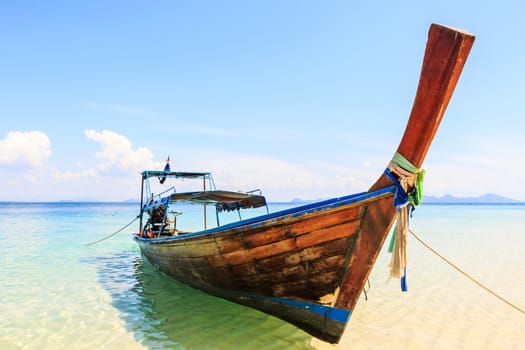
[237,291,352,324]
[135,186,395,243]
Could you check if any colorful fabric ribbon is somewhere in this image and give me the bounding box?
[384,152,425,292]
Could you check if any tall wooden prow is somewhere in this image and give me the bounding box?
[335,24,475,312]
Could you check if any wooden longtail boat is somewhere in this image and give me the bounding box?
[134,23,475,343]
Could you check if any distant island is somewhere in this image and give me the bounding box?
[423,193,523,204]
[289,193,523,205]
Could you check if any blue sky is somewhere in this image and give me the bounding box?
[1,1,524,202]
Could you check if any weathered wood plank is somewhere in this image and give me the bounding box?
[272,271,340,298]
[147,238,220,258]
[214,236,245,253]
[212,244,350,299]
[257,236,354,271]
[213,205,363,254]
[209,219,360,267]
[295,219,360,248]
[242,206,362,248]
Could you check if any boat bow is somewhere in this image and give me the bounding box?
[335,24,475,313]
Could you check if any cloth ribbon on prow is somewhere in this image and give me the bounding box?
[384,152,425,292]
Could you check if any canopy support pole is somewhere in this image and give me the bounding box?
[203,176,207,230]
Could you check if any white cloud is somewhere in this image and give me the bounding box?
[0,131,51,168]
[84,129,157,173]
[0,129,163,201]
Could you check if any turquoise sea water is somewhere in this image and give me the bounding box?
[0,202,524,349]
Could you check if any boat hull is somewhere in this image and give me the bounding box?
[135,188,395,343]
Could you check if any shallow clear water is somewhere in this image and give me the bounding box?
[0,202,524,349]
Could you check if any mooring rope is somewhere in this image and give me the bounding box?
[409,228,525,315]
[84,215,140,247]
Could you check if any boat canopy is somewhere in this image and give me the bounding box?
[170,190,267,212]
[142,170,211,179]
[139,169,268,229]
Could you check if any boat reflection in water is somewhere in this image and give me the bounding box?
[93,251,315,350]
